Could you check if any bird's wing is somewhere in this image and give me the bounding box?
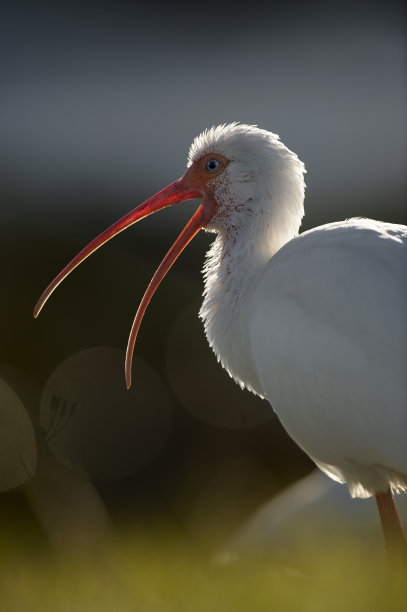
[248,220,407,495]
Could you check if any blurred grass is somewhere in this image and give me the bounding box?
[1,529,405,612]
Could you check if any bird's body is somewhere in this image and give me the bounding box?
[193,126,407,500]
[224,219,407,498]
[35,123,407,550]
[250,221,407,499]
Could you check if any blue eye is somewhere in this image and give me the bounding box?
[206,159,221,172]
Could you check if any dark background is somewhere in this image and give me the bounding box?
[1,0,406,552]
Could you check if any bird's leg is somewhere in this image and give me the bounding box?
[375,488,407,562]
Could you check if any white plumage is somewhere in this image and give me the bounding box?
[249,221,407,498]
[193,124,407,499]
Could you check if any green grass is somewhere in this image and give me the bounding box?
[1,529,405,612]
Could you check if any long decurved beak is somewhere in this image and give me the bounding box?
[34,176,208,388]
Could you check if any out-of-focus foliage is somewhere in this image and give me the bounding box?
[0,529,405,612]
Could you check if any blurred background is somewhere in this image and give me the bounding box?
[0,0,406,572]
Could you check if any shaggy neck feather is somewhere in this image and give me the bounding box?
[200,184,304,396]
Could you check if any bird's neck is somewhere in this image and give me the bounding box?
[200,198,302,397]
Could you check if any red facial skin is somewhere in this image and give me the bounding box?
[34,153,229,387]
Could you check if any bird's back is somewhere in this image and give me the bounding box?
[248,219,407,498]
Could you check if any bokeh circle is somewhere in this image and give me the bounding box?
[0,378,36,490]
[40,347,173,479]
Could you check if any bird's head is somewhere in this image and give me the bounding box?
[34,123,305,387]
[187,123,305,233]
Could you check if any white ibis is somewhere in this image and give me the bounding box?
[35,123,407,555]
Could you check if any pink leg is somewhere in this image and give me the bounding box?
[375,488,407,562]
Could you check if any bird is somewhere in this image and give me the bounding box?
[34,122,407,556]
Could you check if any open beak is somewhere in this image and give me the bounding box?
[34,174,212,388]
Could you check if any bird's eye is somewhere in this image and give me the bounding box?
[206,159,221,173]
